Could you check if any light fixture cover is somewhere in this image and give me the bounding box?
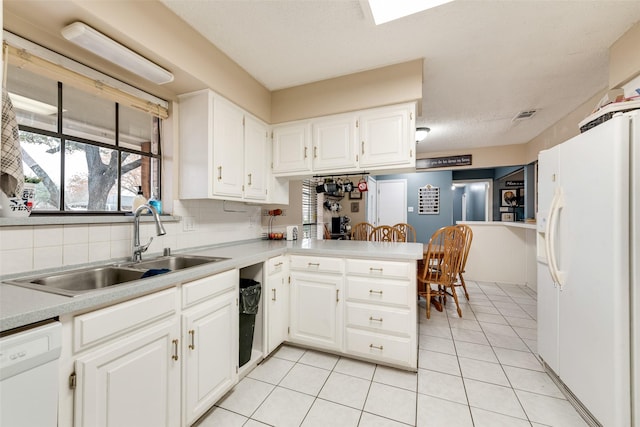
[61,22,174,85]
[415,127,430,142]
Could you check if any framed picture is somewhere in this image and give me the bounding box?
[350,202,359,213]
[501,189,518,207]
[349,190,362,200]
[501,212,515,222]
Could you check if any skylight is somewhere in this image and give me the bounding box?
[367,0,454,25]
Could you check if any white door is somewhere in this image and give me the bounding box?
[289,271,342,351]
[267,257,289,353]
[74,319,181,427]
[183,291,237,426]
[244,115,268,200]
[212,96,244,197]
[555,115,630,427]
[377,180,407,225]
[366,176,377,226]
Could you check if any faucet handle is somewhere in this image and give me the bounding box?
[140,236,154,253]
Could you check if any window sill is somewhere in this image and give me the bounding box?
[0,214,181,227]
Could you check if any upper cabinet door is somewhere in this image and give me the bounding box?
[272,121,312,175]
[212,96,245,197]
[312,113,358,172]
[359,104,415,169]
[244,115,268,200]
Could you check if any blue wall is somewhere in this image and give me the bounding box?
[377,171,453,243]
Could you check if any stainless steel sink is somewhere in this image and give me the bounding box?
[123,255,228,271]
[5,266,145,297]
[5,254,228,297]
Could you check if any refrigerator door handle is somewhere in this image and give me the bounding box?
[546,187,565,287]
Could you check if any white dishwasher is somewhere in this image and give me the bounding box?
[0,320,62,427]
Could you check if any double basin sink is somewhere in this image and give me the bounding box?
[5,254,228,297]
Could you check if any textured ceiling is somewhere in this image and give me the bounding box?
[161,0,640,153]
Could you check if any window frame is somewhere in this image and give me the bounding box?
[16,81,162,215]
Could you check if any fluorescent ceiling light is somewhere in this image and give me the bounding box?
[8,92,58,115]
[61,22,174,85]
[367,0,454,25]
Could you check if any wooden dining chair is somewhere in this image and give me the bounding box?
[454,224,473,300]
[393,223,417,242]
[350,222,375,241]
[418,226,465,319]
[369,225,403,242]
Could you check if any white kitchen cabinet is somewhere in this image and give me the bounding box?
[244,115,269,201]
[178,89,270,201]
[271,121,312,175]
[212,96,245,198]
[311,113,358,171]
[266,256,289,353]
[358,103,415,169]
[289,256,344,352]
[74,318,181,427]
[344,258,417,369]
[182,287,237,426]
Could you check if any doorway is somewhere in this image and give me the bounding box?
[452,180,492,223]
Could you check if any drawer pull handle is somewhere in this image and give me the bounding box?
[369,289,383,295]
[172,339,179,361]
[247,173,252,186]
[217,166,222,181]
[274,262,283,267]
[272,288,277,301]
[188,330,195,350]
[308,262,320,267]
[369,316,383,322]
[304,146,308,159]
[314,146,318,158]
[369,344,384,351]
[369,267,383,273]
[336,289,340,302]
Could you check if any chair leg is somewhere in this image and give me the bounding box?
[449,284,462,317]
[460,273,470,300]
[425,285,431,319]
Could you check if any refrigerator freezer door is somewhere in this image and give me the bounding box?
[537,147,560,373]
[557,114,631,427]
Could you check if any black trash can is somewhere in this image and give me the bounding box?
[239,278,261,367]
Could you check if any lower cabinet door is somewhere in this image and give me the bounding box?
[289,271,342,351]
[74,318,181,427]
[183,290,238,426]
[267,262,289,353]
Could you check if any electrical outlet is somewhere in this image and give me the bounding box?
[280,209,286,216]
[183,216,195,231]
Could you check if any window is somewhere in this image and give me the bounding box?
[302,179,318,238]
[7,64,162,213]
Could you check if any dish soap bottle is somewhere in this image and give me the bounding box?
[132,186,148,213]
[148,191,162,215]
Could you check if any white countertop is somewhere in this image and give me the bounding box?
[0,239,423,332]
[458,221,537,230]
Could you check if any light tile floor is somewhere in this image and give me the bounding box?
[197,281,588,427]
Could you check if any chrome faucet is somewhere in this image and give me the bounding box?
[132,204,166,262]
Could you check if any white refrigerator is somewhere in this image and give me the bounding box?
[537,110,639,427]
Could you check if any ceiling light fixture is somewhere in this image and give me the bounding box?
[367,0,455,25]
[415,127,430,143]
[61,22,174,85]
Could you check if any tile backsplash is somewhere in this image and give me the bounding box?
[0,199,264,276]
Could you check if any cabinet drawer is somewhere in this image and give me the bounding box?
[266,256,286,275]
[290,255,343,274]
[346,303,410,336]
[346,259,412,279]
[346,276,410,307]
[346,328,412,367]
[182,269,238,309]
[74,288,177,352]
